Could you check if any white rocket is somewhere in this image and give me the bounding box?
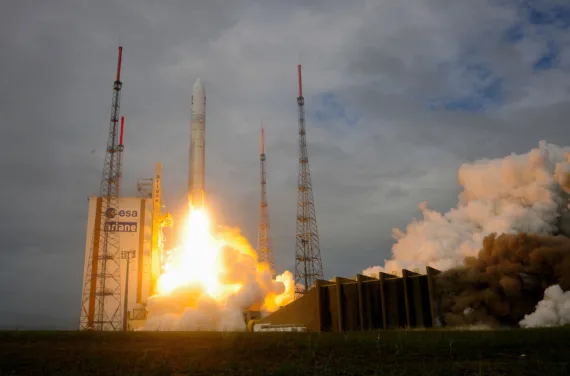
[189,78,206,208]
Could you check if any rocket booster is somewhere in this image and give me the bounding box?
[189,78,206,208]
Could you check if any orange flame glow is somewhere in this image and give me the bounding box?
[153,207,294,312]
[157,208,241,300]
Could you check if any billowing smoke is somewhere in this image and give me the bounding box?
[436,232,570,327]
[142,226,295,331]
[363,141,570,327]
[520,285,570,328]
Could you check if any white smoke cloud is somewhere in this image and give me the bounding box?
[519,285,570,328]
[142,269,295,331]
[143,293,249,331]
[364,141,570,276]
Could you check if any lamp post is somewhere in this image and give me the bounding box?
[121,249,136,331]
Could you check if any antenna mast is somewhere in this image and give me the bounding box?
[80,46,125,331]
[257,123,275,274]
[294,65,323,298]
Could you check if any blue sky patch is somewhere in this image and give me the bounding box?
[533,40,560,71]
[442,78,503,112]
[503,2,570,44]
[503,22,525,44]
[502,2,568,71]
[308,92,359,127]
[428,62,504,113]
[430,1,570,114]
[523,2,570,28]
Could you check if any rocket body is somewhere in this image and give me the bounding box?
[189,78,206,208]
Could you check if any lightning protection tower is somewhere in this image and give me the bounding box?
[257,124,275,274]
[80,46,125,331]
[294,65,323,299]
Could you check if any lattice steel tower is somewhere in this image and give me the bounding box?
[80,46,125,331]
[257,124,275,274]
[294,64,323,298]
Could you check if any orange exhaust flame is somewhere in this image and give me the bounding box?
[146,207,294,330]
[157,208,242,301]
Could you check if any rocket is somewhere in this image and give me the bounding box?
[189,78,206,208]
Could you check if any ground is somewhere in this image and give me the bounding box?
[0,328,569,375]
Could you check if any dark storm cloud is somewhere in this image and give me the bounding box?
[1,0,570,329]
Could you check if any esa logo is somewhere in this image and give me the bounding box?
[117,209,138,218]
[105,208,117,218]
[107,208,138,218]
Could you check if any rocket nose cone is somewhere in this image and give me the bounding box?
[193,78,205,97]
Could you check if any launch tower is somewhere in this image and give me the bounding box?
[257,124,275,273]
[80,46,125,331]
[294,65,323,298]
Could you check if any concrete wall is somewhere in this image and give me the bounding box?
[258,284,322,332]
[260,267,441,332]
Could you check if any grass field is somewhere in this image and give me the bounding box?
[1,328,569,375]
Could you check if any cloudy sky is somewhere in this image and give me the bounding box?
[1,0,570,329]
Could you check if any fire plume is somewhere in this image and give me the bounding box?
[156,208,239,300]
[144,207,294,331]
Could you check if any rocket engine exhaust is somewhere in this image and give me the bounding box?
[363,141,570,328]
[189,78,206,209]
[435,232,570,328]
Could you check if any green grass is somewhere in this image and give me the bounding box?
[0,328,569,375]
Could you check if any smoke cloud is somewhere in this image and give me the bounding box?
[142,226,295,331]
[435,232,570,327]
[364,141,570,276]
[363,141,570,327]
[520,285,570,328]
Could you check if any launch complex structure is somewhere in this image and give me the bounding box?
[79,47,172,331]
[80,49,568,334]
[80,45,327,330]
[254,64,324,294]
[257,124,275,273]
[294,65,324,298]
[80,46,125,331]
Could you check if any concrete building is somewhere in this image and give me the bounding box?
[81,196,153,328]
[80,164,171,330]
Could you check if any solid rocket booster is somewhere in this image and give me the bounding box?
[189,78,206,208]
